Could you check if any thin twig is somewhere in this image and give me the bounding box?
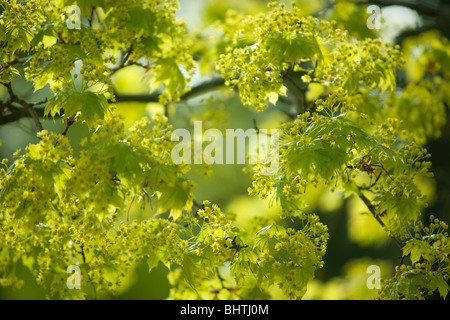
[53,114,76,147]
[79,243,86,264]
[61,115,75,137]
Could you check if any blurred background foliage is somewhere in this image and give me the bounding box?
[1,0,449,299]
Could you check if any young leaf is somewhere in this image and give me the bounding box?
[265,32,323,64]
[403,239,431,264]
[430,274,449,299]
[46,91,110,127]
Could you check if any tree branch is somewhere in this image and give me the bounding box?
[0,56,32,73]
[0,81,45,132]
[361,0,440,17]
[109,45,134,75]
[358,191,404,250]
[61,115,76,137]
[356,0,450,44]
[283,73,307,114]
[0,78,226,126]
[109,77,225,104]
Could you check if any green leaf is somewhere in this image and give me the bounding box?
[265,32,323,64]
[146,251,161,271]
[395,198,421,220]
[135,36,161,56]
[403,239,431,263]
[126,6,156,34]
[33,44,87,91]
[156,179,191,220]
[103,142,141,180]
[285,139,348,179]
[31,23,56,48]
[5,25,33,53]
[99,261,120,284]
[430,274,449,299]
[182,253,199,289]
[146,164,178,187]
[46,91,110,127]
[149,58,187,100]
[295,256,315,288]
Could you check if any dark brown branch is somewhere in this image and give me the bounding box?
[0,81,44,132]
[395,24,437,45]
[61,115,75,137]
[362,0,440,17]
[110,92,159,104]
[0,56,32,72]
[282,72,307,115]
[358,191,404,250]
[355,0,450,44]
[0,106,46,124]
[109,77,225,104]
[109,45,134,75]
[22,101,44,132]
[53,115,76,147]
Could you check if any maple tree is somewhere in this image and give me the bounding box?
[0,0,449,300]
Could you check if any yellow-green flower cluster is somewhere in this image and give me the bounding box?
[0,114,197,298]
[247,214,328,299]
[217,2,404,111]
[16,0,195,128]
[0,0,45,81]
[380,216,449,300]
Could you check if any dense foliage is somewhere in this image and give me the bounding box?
[0,0,449,299]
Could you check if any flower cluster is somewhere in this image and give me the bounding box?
[380,217,449,300]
